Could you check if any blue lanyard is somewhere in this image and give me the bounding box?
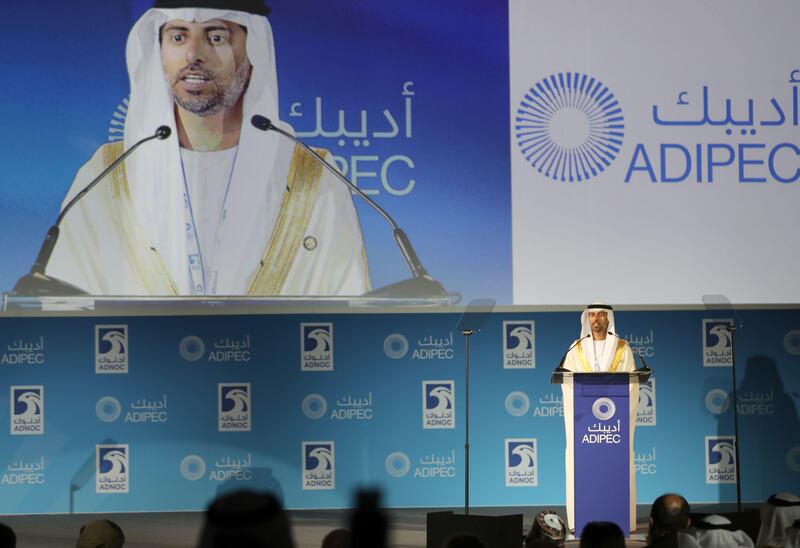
[179,146,239,295]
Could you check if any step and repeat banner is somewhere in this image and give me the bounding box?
[4,0,799,304]
[2,308,799,514]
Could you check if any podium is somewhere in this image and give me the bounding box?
[551,370,649,536]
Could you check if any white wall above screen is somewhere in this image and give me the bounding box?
[510,0,800,305]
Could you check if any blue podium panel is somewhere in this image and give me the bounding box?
[573,374,631,536]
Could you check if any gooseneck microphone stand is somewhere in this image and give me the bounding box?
[250,115,448,299]
[463,326,474,516]
[702,295,744,514]
[12,126,172,296]
[454,299,494,516]
[728,321,743,513]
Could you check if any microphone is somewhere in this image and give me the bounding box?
[12,126,172,296]
[553,334,591,373]
[250,115,448,299]
[608,331,652,373]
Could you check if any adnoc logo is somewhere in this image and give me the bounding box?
[96,444,129,493]
[95,325,128,374]
[702,319,733,367]
[301,323,334,371]
[515,72,624,182]
[422,380,455,429]
[505,438,538,487]
[218,383,251,432]
[11,386,44,435]
[706,435,736,484]
[636,378,656,426]
[503,321,535,369]
[302,442,335,490]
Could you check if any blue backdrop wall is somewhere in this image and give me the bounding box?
[2,306,799,514]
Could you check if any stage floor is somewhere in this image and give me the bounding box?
[0,506,644,548]
[0,504,752,547]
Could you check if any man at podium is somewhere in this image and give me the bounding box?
[560,303,638,533]
[564,304,635,373]
[46,0,370,297]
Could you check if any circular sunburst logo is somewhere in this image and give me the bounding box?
[107,97,129,143]
[592,397,616,421]
[301,394,328,420]
[95,396,122,423]
[515,72,624,182]
[505,391,530,417]
[385,452,411,478]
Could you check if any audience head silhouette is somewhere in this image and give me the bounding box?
[76,519,125,548]
[579,521,625,548]
[0,522,16,548]
[648,493,691,541]
[197,490,295,548]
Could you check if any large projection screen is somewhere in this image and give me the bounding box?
[2,0,798,305]
[510,0,799,305]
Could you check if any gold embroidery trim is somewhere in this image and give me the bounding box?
[609,339,627,372]
[103,143,131,200]
[102,144,178,295]
[573,342,594,372]
[246,144,324,295]
[574,338,627,372]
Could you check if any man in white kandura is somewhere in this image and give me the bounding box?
[48,0,370,296]
[560,303,638,532]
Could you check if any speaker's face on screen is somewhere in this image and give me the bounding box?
[160,19,251,116]
[587,310,609,337]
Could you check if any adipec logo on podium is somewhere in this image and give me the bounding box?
[581,398,621,445]
[515,72,624,182]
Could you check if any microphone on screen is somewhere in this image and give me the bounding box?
[12,126,172,296]
[251,115,449,299]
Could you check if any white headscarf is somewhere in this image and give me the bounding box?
[785,522,800,548]
[123,7,286,293]
[756,493,800,548]
[578,303,619,372]
[688,515,754,548]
